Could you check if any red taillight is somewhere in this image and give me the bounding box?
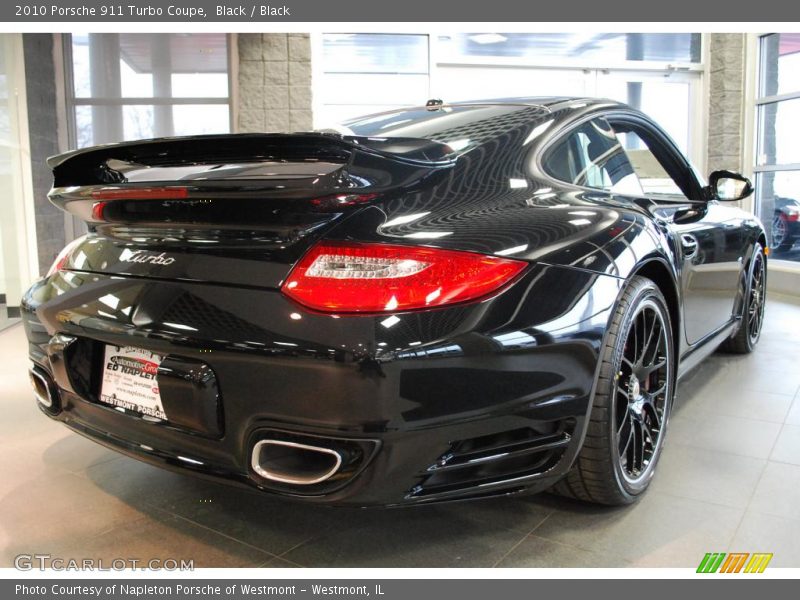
[281,242,527,313]
[91,201,107,221]
[90,186,189,200]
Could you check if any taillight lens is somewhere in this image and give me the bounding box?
[46,235,87,277]
[90,186,189,200]
[281,241,526,313]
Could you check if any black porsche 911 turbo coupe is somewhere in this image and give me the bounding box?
[22,97,767,507]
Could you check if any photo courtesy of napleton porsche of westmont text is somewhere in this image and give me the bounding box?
[16,584,381,596]
[0,0,799,595]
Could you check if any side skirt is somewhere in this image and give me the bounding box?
[677,317,740,381]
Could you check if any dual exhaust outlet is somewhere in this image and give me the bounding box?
[251,439,344,486]
[29,367,58,410]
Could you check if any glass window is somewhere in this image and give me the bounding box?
[756,171,800,255]
[757,97,800,166]
[67,33,231,147]
[542,119,643,195]
[759,33,800,98]
[0,35,38,329]
[437,33,701,64]
[616,130,685,198]
[755,34,800,261]
[317,34,430,128]
[322,33,429,74]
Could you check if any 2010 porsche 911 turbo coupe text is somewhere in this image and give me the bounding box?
[22,98,767,506]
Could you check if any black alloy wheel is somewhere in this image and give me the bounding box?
[553,276,674,505]
[614,298,671,484]
[723,243,766,354]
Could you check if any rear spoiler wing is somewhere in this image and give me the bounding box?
[48,133,457,188]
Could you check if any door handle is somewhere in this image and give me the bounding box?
[680,234,699,260]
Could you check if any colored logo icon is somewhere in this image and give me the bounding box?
[697,552,773,573]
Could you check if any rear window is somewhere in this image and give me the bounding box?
[541,118,643,195]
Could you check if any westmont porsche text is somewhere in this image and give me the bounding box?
[22,99,766,507]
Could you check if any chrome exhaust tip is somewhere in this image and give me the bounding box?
[251,439,343,485]
[29,368,55,408]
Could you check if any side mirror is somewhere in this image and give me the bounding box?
[707,170,753,202]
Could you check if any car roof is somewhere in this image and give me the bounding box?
[335,97,634,152]
[430,97,631,112]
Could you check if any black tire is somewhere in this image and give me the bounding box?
[552,276,675,505]
[772,214,794,252]
[721,243,766,354]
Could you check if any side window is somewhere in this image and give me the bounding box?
[542,118,643,196]
[614,130,686,198]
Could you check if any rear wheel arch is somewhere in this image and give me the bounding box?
[629,258,681,365]
[552,274,676,504]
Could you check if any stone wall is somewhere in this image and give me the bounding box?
[707,33,747,174]
[23,34,64,276]
[237,33,313,133]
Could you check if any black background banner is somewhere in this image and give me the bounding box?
[1,0,797,23]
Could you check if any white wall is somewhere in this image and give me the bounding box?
[0,34,39,308]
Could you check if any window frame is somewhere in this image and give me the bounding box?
[537,109,703,202]
[605,110,705,202]
[749,33,800,269]
[62,33,234,149]
[539,116,642,194]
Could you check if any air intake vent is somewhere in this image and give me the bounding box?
[407,420,574,501]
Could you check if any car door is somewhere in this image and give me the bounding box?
[607,114,744,345]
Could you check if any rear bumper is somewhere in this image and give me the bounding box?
[21,264,621,506]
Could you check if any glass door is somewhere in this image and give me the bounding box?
[433,65,595,101]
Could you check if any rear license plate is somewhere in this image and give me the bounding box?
[100,345,167,420]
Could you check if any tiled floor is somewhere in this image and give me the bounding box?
[2,297,800,568]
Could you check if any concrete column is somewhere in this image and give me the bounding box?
[88,33,123,144]
[151,34,174,137]
[237,33,312,133]
[23,33,64,277]
[707,33,746,174]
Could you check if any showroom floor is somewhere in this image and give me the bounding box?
[2,297,800,569]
